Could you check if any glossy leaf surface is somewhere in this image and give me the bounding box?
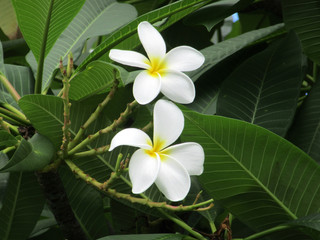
[181,110,320,233]
[216,32,303,136]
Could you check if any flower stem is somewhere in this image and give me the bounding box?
[68,77,119,150]
[0,74,21,102]
[68,100,138,155]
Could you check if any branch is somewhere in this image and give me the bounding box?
[68,100,138,155]
[68,76,119,150]
[0,74,21,102]
[65,160,213,212]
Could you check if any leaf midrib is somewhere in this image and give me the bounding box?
[184,112,297,220]
[3,172,23,240]
[43,1,118,90]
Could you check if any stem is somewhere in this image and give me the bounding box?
[241,225,292,240]
[34,0,54,94]
[68,100,138,155]
[68,78,119,150]
[2,103,26,119]
[65,160,213,212]
[0,117,10,132]
[61,54,72,158]
[159,210,206,240]
[2,145,16,154]
[0,74,21,102]
[0,107,30,125]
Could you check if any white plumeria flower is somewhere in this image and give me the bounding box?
[109,21,205,105]
[109,100,204,201]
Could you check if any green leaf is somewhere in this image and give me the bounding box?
[0,133,54,172]
[69,61,119,101]
[0,0,18,40]
[287,80,320,164]
[184,0,252,31]
[216,32,303,136]
[0,130,18,147]
[12,0,85,62]
[282,0,320,64]
[0,64,34,109]
[97,233,185,240]
[75,0,211,74]
[0,172,45,240]
[26,0,137,91]
[286,213,320,235]
[188,23,284,82]
[181,110,320,233]
[18,95,63,150]
[59,166,109,240]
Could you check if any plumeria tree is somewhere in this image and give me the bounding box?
[0,0,320,240]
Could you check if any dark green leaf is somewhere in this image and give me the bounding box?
[0,172,45,240]
[188,23,284,82]
[97,233,185,240]
[26,0,137,91]
[0,130,18,147]
[184,0,252,31]
[18,95,63,150]
[287,80,320,164]
[216,32,303,136]
[69,61,120,101]
[181,110,320,234]
[0,133,54,172]
[287,213,320,231]
[12,0,85,62]
[59,166,110,240]
[282,0,320,64]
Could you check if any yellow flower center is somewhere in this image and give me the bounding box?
[145,138,167,161]
[147,57,166,77]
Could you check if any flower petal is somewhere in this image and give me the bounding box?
[155,157,190,202]
[129,149,160,194]
[138,21,166,60]
[109,128,152,151]
[133,70,161,105]
[153,99,184,149]
[160,70,195,104]
[162,143,204,175]
[164,46,205,72]
[109,49,150,69]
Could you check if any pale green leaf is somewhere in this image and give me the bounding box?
[75,0,212,74]
[0,0,18,40]
[26,0,137,91]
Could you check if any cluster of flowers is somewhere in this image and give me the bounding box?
[109,21,205,202]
